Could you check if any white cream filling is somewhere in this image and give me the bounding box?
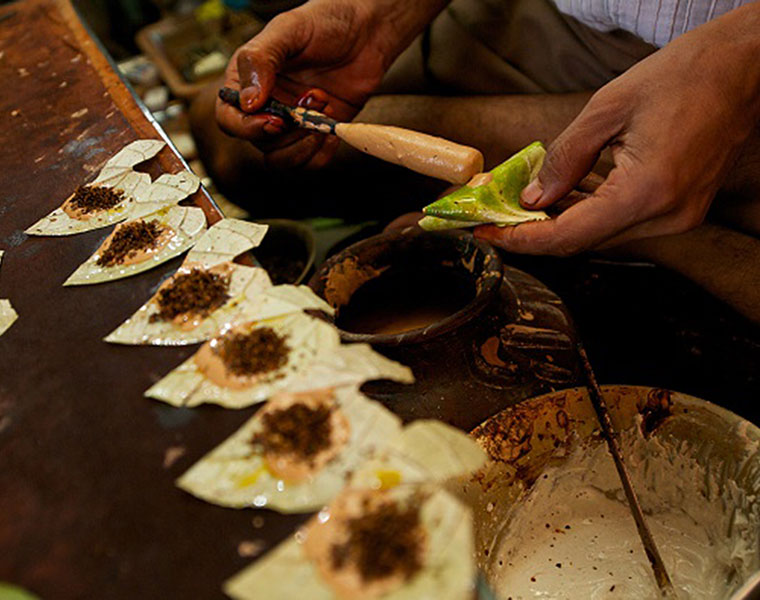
[487,423,760,599]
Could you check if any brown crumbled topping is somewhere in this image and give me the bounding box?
[330,498,425,582]
[97,220,165,267]
[215,327,289,376]
[252,403,333,460]
[150,269,230,322]
[70,185,125,213]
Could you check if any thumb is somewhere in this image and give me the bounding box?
[236,13,309,112]
[521,100,619,209]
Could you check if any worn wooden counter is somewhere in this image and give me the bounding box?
[3,2,760,599]
[0,1,306,598]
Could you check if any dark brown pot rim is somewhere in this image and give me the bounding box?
[308,228,503,346]
[254,218,316,285]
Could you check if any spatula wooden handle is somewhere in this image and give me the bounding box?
[218,87,483,184]
[334,122,484,185]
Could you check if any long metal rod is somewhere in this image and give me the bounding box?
[577,343,677,598]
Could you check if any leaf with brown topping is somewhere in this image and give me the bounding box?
[145,313,413,408]
[63,206,207,286]
[176,387,402,513]
[224,486,475,600]
[26,140,200,236]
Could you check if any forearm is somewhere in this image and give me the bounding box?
[366,0,450,64]
[702,2,760,121]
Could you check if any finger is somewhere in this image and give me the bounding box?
[521,94,623,210]
[216,99,271,139]
[298,88,329,112]
[257,128,311,152]
[304,135,341,170]
[265,133,327,170]
[476,169,663,256]
[236,12,310,112]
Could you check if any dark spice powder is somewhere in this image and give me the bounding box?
[252,403,333,459]
[150,269,231,322]
[70,185,125,213]
[97,220,165,267]
[330,498,424,582]
[216,327,290,376]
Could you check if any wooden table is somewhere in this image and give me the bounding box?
[0,2,306,597]
[3,2,760,599]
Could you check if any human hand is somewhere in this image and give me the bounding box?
[216,0,445,170]
[475,3,760,255]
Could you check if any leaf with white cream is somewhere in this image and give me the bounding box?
[176,387,402,513]
[104,220,309,346]
[26,139,163,235]
[63,206,207,286]
[0,300,17,337]
[105,263,271,345]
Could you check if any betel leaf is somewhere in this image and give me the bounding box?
[224,485,475,600]
[420,141,549,230]
[63,206,207,286]
[104,219,283,346]
[0,251,17,337]
[144,312,413,409]
[176,387,402,513]
[26,139,200,236]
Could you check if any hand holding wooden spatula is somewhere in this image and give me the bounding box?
[219,87,484,185]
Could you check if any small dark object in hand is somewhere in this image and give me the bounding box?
[218,87,292,121]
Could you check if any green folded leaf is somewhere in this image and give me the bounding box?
[420,141,549,228]
[0,583,41,600]
[418,216,485,231]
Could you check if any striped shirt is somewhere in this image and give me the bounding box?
[552,0,754,47]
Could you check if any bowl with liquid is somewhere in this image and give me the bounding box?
[309,228,581,429]
[461,385,760,599]
[310,228,502,345]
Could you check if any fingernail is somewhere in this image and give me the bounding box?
[521,180,543,206]
[298,92,327,112]
[263,117,284,135]
[240,86,260,111]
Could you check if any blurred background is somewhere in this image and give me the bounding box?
[74,0,303,221]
